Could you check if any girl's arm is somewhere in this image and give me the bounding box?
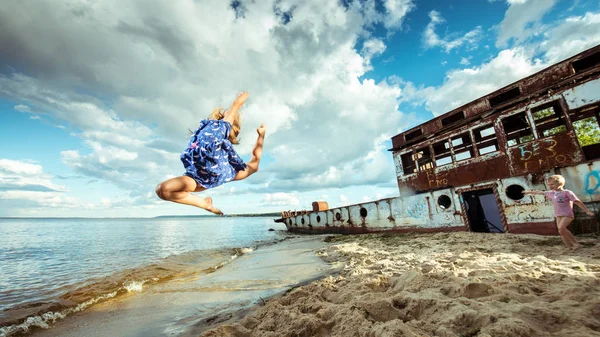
[522,190,546,195]
[233,124,265,181]
[574,200,594,216]
[224,92,249,124]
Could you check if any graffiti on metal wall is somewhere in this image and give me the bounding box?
[584,171,600,194]
[518,139,567,170]
[406,200,428,218]
[393,154,404,177]
[426,170,449,189]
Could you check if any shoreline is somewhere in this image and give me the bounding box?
[11,231,600,337]
[201,232,600,337]
[25,235,338,337]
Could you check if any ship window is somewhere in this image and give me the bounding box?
[451,133,474,161]
[415,147,433,171]
[502,112,533,147]
[532,101,567,138]
[432,140,452,166]
[405,128,423,142]
[506,185,525,200]
[572,50,600,73]
[489,87,521,107]
[569,105,600,160]
[441,111,465,127]
[400,152,417,174]
[437,195,452,209]
[473,124,499,155]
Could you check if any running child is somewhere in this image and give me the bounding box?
[155,92,265,215]
[523,174,593,250]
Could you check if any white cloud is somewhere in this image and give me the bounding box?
[362,38,387,60]
[0,190,87,209]
[540,12,600,63]
[0,159,70,202]
[0,159,43,175]
[263,192,300,207]
[60,139,165,195]
[417,47,545,116]
[423,10,482,53]
[460,57,470,65]
[496,0,557,48]
[412,9,600,118]
[382,0,415,30]
[14,104,31,112]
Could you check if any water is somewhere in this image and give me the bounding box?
[0,217,286,334]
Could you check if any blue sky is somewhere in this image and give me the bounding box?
[1,0,599,217]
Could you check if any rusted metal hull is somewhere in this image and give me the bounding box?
[278,166,600,235]
[285,224,466,235]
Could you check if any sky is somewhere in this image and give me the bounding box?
[1,0,599,217]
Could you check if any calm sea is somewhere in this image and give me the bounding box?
[0,217,286,336]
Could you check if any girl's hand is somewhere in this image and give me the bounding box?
[257,124,266,137]
[586,210,594,216]
[233,92,249,106]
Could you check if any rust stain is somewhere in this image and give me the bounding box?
[507,132,583,175]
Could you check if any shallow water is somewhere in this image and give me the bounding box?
[0,217,286,333]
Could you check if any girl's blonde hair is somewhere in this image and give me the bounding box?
[548,174,566,187]
[208,107,241,144]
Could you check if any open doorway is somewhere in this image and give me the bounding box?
[462,188,504,233]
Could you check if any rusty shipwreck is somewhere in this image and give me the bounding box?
[277,45,600,235]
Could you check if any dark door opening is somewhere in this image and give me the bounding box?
[462,188,504,233]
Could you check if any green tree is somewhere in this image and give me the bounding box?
[573,117,600,147]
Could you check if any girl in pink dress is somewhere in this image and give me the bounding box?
[523,175,594,250]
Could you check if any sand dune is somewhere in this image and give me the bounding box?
[201,232,600,337]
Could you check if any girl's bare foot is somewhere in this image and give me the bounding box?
[204,197,223,215]
[571,243,581,251]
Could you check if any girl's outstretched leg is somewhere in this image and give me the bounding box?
[155,176,223,215]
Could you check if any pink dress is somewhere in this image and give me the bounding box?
[543,189,580,217]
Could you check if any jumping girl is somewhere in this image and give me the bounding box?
[155,92,265,215]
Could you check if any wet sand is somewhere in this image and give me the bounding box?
[201,232,600,337]
[29,236,339,337]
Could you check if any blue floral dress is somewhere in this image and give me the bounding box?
[181,119,247,188]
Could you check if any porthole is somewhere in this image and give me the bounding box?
[506,185,525,200]
[316,215,321,223]
[301,217,305,225]
[360,207,368,217]
[335,212,342,221]
[437,195,452,209]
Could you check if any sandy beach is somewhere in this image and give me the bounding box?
[25,236,338,337]
[201,232,600,337]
